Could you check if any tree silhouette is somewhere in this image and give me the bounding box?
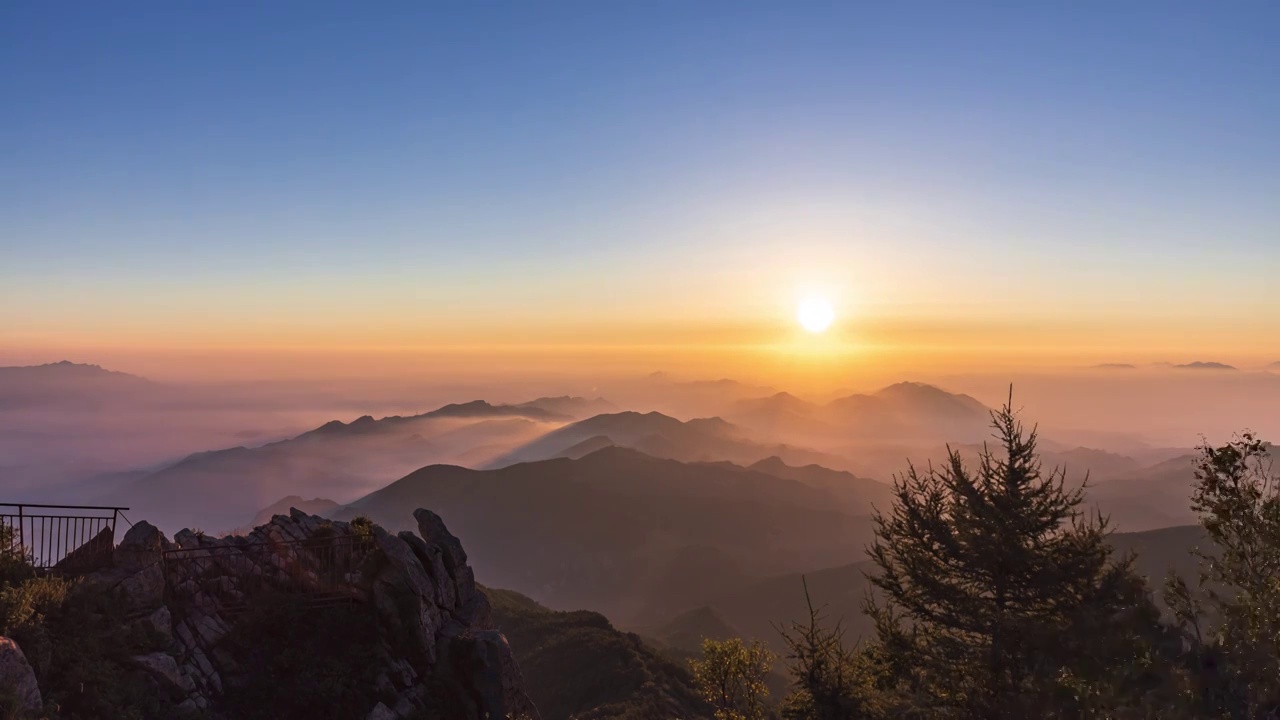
[865,392,1162,718]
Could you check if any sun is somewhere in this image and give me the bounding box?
[796,295,835,333]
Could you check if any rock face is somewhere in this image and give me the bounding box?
[90,508,539,719]
[0,636,41,712]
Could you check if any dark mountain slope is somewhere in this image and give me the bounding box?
[553,435,617,459]
[667,524,1209,655]
[484,587,711,720]
[747,456,895,515]
[648,605,741,654]
[336,447,876,623]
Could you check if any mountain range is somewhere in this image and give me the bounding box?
[727,382,993,446]
[489,410,850,470]
[646,523,1209,656]
[333,446,887,623]
[108,399,609,531]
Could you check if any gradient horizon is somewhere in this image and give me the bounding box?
[4,2,1278,386]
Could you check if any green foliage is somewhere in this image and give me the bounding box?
[689,637,774,720]
[864,395,1169,718]
[215,595,382,720]
[775,579,888,720]
[0,576,71,637]
[349,515,375,537]
[0,524,35,588]
[8,582,181,719]
[1163,433,1280,719]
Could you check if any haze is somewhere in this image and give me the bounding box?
[1,5,1279,718]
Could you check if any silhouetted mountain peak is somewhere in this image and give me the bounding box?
[309,419,349,434]
[553,435,617,459]
[515,395,617,419]
[652,605,741,650]
[577,444,656,464]
[1174,361,1236,370]
[685,416,736,436]
[748,455,791,474]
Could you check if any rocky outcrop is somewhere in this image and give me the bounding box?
[53,525,115,574]
[0,636,41,712]
[88,508,539,720]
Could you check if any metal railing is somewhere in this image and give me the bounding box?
[162,533,377,612]
[0,503,127,572]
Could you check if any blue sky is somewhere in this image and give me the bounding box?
[2,2,1278,373]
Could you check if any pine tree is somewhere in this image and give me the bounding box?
[865,393,1162,718]
[777,578,890,720]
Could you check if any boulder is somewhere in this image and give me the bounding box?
[115,521,170,572]
[442,629,539,720]
[115,560,166,611]
[414,509,468,579]
[130,652,193,693]
[53,525,114,574]
[95,508,539,720]
[0,637,41,712]
[371,529,444,666]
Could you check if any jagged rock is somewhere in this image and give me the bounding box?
[131,652,193,693]
[173,529,203,549]
[0,637,41,712]
[442,629,540,720]
[130,605,174,646]
[399,531,457,609]
[371,528,444,666]
[54,525,115,574]
[414,508,468,578]
[76,523,173,612]
[97,508,538,720]
[115,520,169,572]
[115,559,166,610]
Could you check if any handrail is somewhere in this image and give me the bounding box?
[163,533,376,611]
[0,503,125,572]
[0,503,129,511]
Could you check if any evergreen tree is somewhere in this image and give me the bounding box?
[865,393,1163,718]
[1164,433,1280,719]
[776,579,891,720]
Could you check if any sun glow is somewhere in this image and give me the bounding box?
[796,295,835,333]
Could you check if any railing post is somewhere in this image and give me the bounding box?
[16,505,23,560]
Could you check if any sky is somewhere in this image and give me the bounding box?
[3,2,1278,386]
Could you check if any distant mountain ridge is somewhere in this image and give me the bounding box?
[729,381,993,446]
[334,446,883,623]
[112,400,572,532]
[250,496,339,526]
[488,410,850,470]
[650,524,1208,655]
[0,361,156,408]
